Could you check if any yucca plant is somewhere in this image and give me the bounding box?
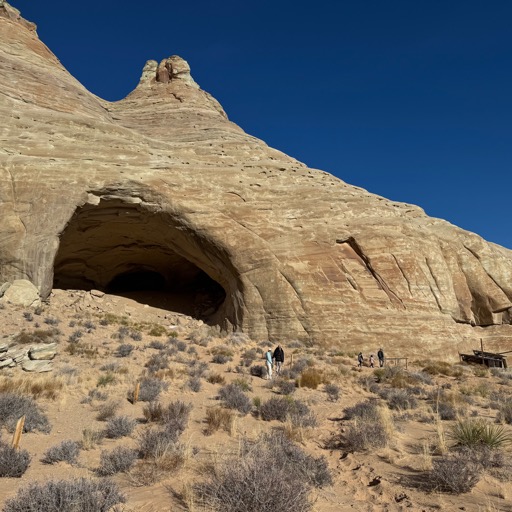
[448,419,512,449]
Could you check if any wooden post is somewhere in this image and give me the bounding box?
[290,353,294,367]
[133,382,140,404]
[12,416,25,449]
[481,338,484,353]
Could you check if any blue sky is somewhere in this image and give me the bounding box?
[12,0,512,249]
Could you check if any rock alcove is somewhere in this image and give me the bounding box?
[52,197,241,329]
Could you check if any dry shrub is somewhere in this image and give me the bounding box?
[194,431,331,511]
[98,446,138,476]
[96,400,120,421]
[218,384,252,415]
[0,393,51,433]
[0,440,31,477]
[42,440,80,465]
[0,376,64,400]
[207,373,226,385]
[324,383,340,402]
[298,368,323,389]
[497,400,512,424]
[3,478,125,511]
[386,389,418,410]
[136,377,169,402]
[12,328,60,345]
[422,360,462,377]
[143,401,164,423]
[276,379,296,395]
[430,452,482,493]
[204,407,236,435]
[260,397,316,429]
[104,416,137,439]
[81,428,104,450]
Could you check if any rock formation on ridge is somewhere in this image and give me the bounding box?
[1,1,512,356]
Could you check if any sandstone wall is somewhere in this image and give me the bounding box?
[1,2,512,355]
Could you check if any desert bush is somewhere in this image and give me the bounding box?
[386,389,418,410]
[130,330,142,341]
[260,397,316,428]
[145,354,170,373]
[212,354,231,364]
[231,377,252,392]
[249,364,266,378]
[207,373,226,384]
[148,340,166,350]
[240,348,259,367]
[97,372,116,387]
[195,431,331,512]
[13,328,60,345]
[276,379,296,395]
[205,407,236,435]
[422,361,462,377]
[96,401,120,421]
[218,384,252,415]
[448,419,512,449]
[138,428,177,459]
[2,477,125,511]
[83,389,108,403]
[430,452,482,493]
[143,401,164,423]
[41,440,80,465]
[104,416,137,439]
[148,324,167,337]
[188,361,209,378]
[161,400,192,437]
[117,343,134,357]
[81,428,104,450]
[137,377,169,402]
[0,393,51,433]
[0,441,31,477]
[23,311,33,322]
[97,446,138,476]
[68,329,84,343]
[497,400,512,424]
[176,340,187,352]
[343,400,381,421]
[188,377,202,392]
[344,416,390,452]
[324,383,340,402]
[436,401,457,420]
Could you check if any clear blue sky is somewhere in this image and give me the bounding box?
[12,0,512,249]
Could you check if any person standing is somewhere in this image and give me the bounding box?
[369,354,375,368]
[357,352,364,368]
[377,348,385,367]
[265,348,273,379]
[273,345,284,375]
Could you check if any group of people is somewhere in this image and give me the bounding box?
[265,345,284,379]
[357,348,385,368]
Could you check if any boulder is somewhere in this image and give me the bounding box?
[22,360,53,373]
[2,280,40,307]
[0,358,14,368]
[29,343,57,360]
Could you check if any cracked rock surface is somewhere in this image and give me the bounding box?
[1,2,512,353]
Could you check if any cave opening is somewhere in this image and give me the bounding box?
[52,197,235,327]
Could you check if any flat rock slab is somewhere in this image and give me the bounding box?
[29,343,57,360]
[2,280,40,307]
[22,360,53,372]
[0,358,14,368]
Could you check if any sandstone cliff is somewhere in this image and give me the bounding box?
[1,2,511,355]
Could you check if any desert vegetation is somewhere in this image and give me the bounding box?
[0,293,511,511]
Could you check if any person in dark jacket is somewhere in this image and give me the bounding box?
[357,352,364,368]
[273,345,284,375]
[377,348,385,367]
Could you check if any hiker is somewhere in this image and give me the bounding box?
[357,352,364,368]
[377,348,385,367]
[273,344,284,375]
[369,354,375,368]
[265,348,273,379]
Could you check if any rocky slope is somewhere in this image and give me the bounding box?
[1,1,512,354]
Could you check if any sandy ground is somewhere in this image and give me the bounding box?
[0,289,511,511]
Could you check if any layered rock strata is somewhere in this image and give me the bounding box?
[1,2,512,355]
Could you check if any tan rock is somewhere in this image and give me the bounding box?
[0,4,511,355]
[29,343,58,360]
[2,280,40,307]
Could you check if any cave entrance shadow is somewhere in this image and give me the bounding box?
[52,197,239,329]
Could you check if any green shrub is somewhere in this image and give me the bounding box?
[449,419,512,449]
